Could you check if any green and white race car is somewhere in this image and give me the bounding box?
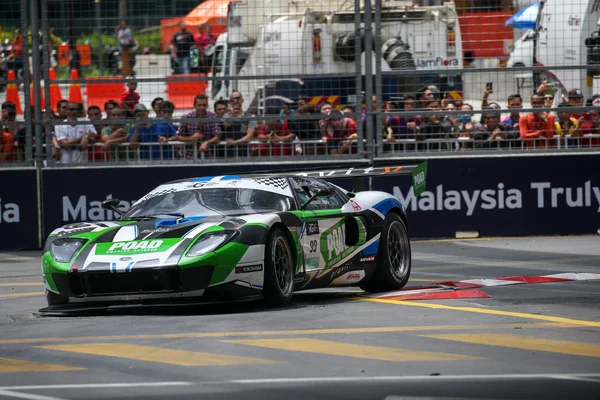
[41,164,426,311]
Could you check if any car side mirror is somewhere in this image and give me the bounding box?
[101,199,123,216]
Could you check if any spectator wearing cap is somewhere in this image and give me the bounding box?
[129,103,176,160]
[120,77,140,113]
[571,98,600,147]
[519,94,555,149]
[323,110,358,155]
[567,88,585,120]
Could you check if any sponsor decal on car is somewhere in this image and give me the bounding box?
[306,222,319,236]
[320,220,358,267]
[140,228,171,234]
[350,200,361,211]
[235,264,263,273]
[327,261,352,280]
[360,255,376,262]
[305,257,320,269]
[95,239,179,255]
[347,273,361,280]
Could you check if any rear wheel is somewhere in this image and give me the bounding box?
[263,228,294,307]
[45,290,69,306]
[361,212,411,292]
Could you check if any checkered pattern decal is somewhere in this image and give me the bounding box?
[251,177,289,189]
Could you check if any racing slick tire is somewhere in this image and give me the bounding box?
[263,228,294,307]
[45,290,69,306]
[361,212,411,293]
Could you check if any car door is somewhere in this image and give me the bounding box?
[289,177,350,273]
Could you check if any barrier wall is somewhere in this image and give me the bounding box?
[0,169,39,251]
[373,154,600,238]
[3,154,599,251]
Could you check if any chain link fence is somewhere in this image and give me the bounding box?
[1,0,599,167]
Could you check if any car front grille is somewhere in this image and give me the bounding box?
[53,266,214,297]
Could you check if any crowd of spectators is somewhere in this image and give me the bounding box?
[1,79,599,164]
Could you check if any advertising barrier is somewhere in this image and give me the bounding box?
[373,154,600,238]
[19,153,600,250]
[0,169,39,250]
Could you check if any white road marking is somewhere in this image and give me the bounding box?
[0,382,192,391]
[230,373,600,384]
[0,389,69,400]
[549,375,600,384]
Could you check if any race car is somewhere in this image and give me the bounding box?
[40,164,426,311]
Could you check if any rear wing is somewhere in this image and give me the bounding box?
[291,161,428,196]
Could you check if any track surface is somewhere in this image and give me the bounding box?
[1,236,599,400]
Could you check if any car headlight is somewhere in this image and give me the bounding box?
[49,238,86,263]
[187,231,237,257]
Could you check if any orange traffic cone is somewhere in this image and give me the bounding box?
[5,70,23,114]
[30,82,45,107]
[68,68,83,104]
[48,67,63,109]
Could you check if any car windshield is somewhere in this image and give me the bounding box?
[121,188,293,219]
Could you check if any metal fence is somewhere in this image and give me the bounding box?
[1,0,600,168]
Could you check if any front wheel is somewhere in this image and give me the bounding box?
[263,228,294,307]
[361,212,411,293]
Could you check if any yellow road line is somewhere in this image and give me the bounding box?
[0,357,84,373]
[0,322,573,345]
[224,338,484,362]
[0,292,44,299]
[0,282,43,287]
[0,257,38,261]
[37,343,280,366]
[422,334,600,358]
[359,297,600,328]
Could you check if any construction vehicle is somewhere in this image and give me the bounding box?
[208,0,464,112]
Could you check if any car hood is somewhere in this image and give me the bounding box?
[48,215,259,272]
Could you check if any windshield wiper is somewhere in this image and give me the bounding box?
[123,213,185,220]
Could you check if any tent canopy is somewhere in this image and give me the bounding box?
[505,2,541,30]
[183,0,231,28]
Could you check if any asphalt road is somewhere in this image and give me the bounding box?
[1,236,599,400]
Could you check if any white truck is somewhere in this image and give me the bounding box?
[532,0,600,99]
[208,0,464,113]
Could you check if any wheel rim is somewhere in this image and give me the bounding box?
[387,221,410,279]
[273,235,293,295]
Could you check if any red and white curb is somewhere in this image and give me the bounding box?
[362,273,600,301]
